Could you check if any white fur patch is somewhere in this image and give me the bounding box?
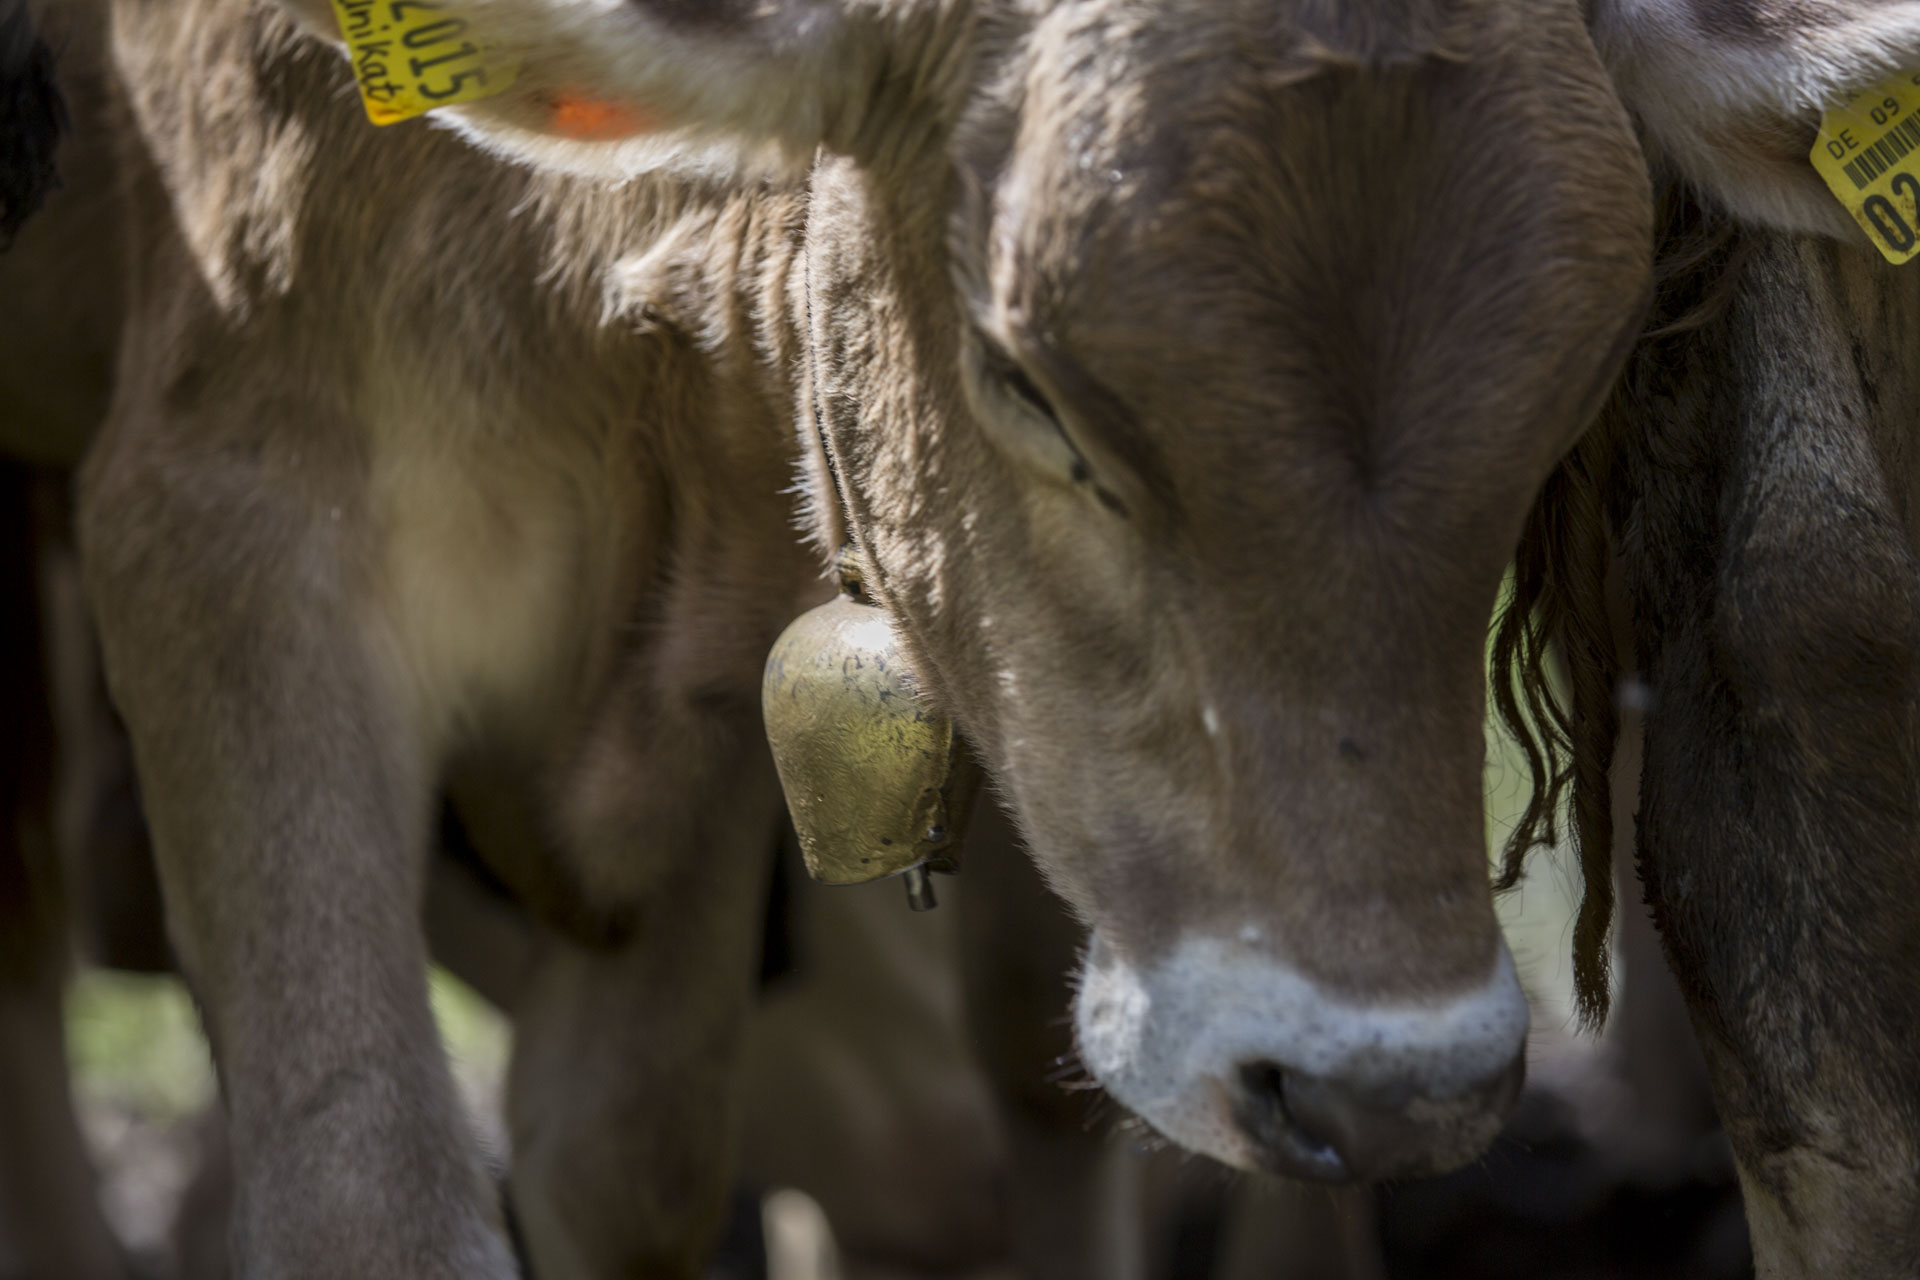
[1075,933,1529,1171]
[444,0,860,171]
[433,110,785,185]
[1596,0,1920,237]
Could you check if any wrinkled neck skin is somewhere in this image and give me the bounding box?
[107,0,831,943]
[115,0,822,493]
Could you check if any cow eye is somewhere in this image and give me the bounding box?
[976,336,1080,466]
[971,333,1128,517]
[999,353,1059,425]
[974,337,1054,416]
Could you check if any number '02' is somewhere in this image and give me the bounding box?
[1865,172,1920,254]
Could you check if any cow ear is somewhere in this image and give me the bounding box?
[434,0,906,177]
[1594,0,1920,238]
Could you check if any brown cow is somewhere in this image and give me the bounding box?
[42,0,1146,1274]
[81,0,1652,1274]
[0,6,1167,1275]
[402,1,1920,1273]
[1497,2,1920,1275]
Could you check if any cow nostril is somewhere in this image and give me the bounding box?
[1276,1072,1391,1177]
[1237,1050,1527,1183]
[1232,1060,1349,1181]
[1240,1059,1287,1108]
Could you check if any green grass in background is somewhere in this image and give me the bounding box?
[431,966,513,1121]
[1486,703,1587,1035]
[67,971,215,1123]
[67,966,510,1127]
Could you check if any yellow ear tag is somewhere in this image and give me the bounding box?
[326,0,519,126]
[1812,70,1920,264]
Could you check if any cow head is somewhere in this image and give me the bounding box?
[416,0,1655,1181]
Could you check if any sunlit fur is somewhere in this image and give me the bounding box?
[1596,0,1920,237]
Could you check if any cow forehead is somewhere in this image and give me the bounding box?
[988,0,1508,71]
[964,16,1632,378]
[962,0,1614,314]
[931,1,1649,554]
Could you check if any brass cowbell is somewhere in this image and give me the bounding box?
[762,546,980,909]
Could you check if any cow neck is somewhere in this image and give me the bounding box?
[801,239,855,551]
[797,245,970,913]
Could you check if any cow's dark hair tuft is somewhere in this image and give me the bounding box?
[1490,427,1619,1029]
[1490,178,1748,1030]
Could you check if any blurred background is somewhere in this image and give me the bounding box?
[45,702,1753,1280]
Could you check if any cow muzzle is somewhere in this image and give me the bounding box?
[1074,933,1528,1181]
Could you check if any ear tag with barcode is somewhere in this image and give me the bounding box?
[327,0,518,126]
[1812,70,1920,265]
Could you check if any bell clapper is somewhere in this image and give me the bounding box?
[904,864,939,911]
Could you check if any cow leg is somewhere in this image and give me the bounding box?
[505,794,777,1279]
[1606,698,1722,1175]
[38,531,172,976]
[1620,235,1920,1276]
[0,461,126,1280]
[78,427,514,1279]
[956,800,1143,1280]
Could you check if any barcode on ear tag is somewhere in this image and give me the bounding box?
[327,0,518,126]
[1812,70,1920,265]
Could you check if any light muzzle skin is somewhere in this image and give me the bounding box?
[761,548,980,906]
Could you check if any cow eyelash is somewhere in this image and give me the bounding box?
[974,335,1053,414]
[978,337,1080,466]
[974,334,1126,514]
[1000,353,1059,425]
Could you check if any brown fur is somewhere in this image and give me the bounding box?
[793,0,1651,997]
[0,466,130,1280]
[75,0,1920,1268]
[87,3,820,1275]
[1505,2,1920,1271]
[1510,185,1920,1277]
[76,0,1655,1271]
[0,6,1132,1278]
